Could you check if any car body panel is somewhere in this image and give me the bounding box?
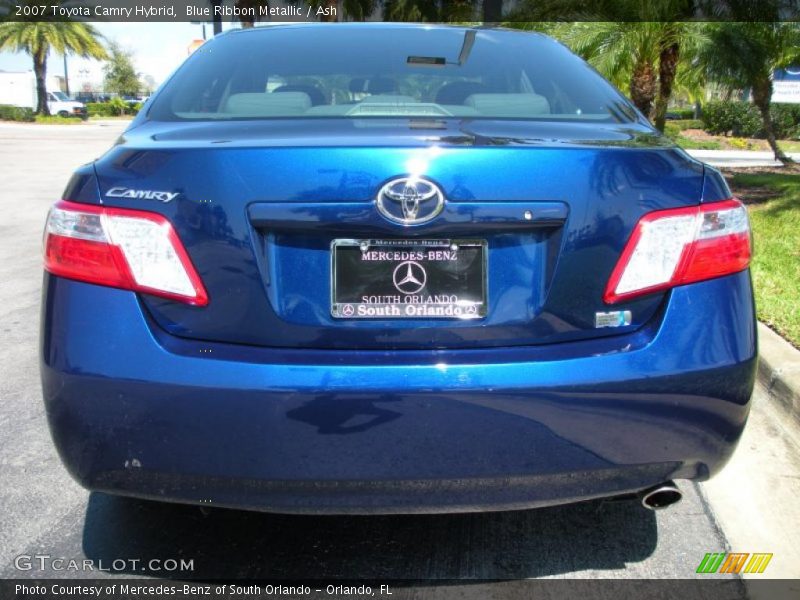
[41,271,755,513]
[85,121,705,350]
[43,24,756,514]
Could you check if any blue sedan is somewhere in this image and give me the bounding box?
[40,24,755,514]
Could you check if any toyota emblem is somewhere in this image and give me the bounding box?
[376,177,445,225]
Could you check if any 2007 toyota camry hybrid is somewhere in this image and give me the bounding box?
[40,24,755,514]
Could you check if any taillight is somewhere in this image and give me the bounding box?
[604,199,751,304]
[44,200,208,306]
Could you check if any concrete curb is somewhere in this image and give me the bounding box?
[757,322,800,422]
[686,149,800,168]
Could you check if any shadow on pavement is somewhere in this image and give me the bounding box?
[81,492,656,579]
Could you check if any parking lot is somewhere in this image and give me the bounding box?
[0,122,797,590]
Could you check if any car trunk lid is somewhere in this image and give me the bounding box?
[91,119,704,350]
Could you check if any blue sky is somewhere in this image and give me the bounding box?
[0,22,223,89]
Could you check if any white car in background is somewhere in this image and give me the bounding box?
[0,72,87,119]
[46,90,88,119]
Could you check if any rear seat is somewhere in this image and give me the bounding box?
[223,92,311,116]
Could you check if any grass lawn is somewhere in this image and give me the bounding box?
[727,171,800,347]
[778,140,800,153]
[11,115,135,124]
[675,136,800,153]
[33,115,84,124]
[666,121,800,153]
[675,135,722,150]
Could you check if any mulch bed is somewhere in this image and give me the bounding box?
[719,166,800,205]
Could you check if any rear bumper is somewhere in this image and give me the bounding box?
[40,272,757,514]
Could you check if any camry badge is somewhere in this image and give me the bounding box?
[376,177,444,225]
[106,187,180,203]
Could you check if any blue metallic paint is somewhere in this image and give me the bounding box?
[41,270,756,513]
[84,124,706,350]
[44,25,756,513]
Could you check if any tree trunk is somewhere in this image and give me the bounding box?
[653,41,679,133]
[33,50,49,116]
[322,0,338,22]
[234,0,257,27]
[211,0,223,35]
[441,0,454,20]
[483,0,503,22]
[752,79,793,164]
[629,60,657,119]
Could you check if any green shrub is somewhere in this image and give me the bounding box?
[672,108,695,120]
[699,101,729,135]
[107,96,129,115]
[0,104,35,122]
[701,101,762,137]
[702,100,800,139]
[769,104,800,140]
[86,102,114,117]
[86,99,140,118]
[664,122,681,140]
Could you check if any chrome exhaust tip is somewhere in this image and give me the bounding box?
[640,481,682,510]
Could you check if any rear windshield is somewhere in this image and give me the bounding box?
[148,26,637,123]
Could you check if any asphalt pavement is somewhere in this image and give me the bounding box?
[0,121,797,590]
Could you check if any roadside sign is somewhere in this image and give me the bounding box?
[772,67,800,103]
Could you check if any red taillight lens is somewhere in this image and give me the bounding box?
[604,199,751,304]
[44,200,208,306]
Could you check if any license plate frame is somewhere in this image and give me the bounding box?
[331,238,487,320]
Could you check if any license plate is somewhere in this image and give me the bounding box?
[331,239,487,319]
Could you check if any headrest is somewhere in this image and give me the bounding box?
[435,81,490,105]
[464,93,551,117]
[349,78,367,94]
[366,77,397,94]
[273,85,326,106]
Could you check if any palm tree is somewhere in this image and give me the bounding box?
[482,0,503,21]
[701,22,800,165]
[507,1,703,131]
[384,0,473,21]
[549,22,665,118]
[510,21,708,132]
[342,0,379,21]
[0,21,107,115]
[652,22,708,131]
